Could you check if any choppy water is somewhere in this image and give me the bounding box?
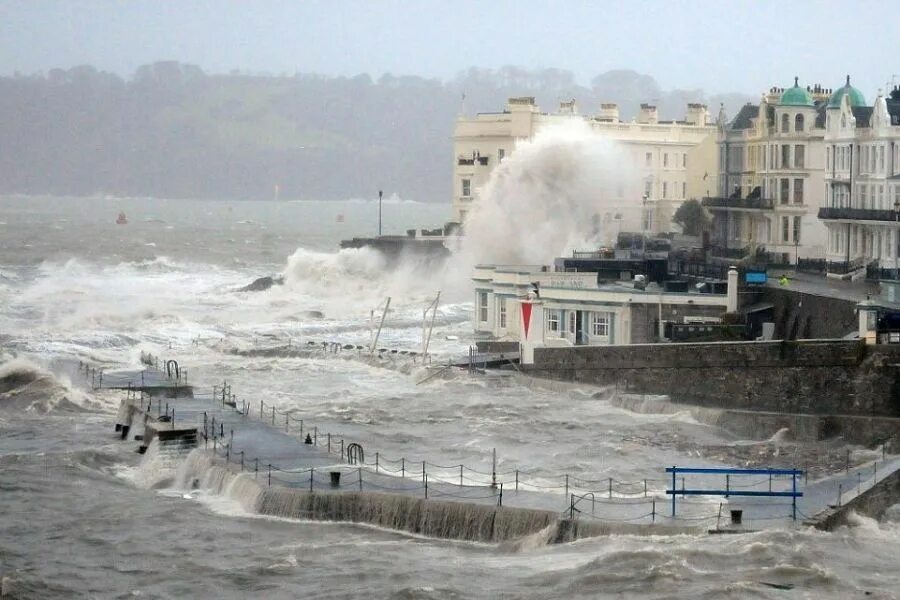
[1,195,898,599]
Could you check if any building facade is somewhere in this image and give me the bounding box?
[453,98,718,233]
[819,82,900,279]
[704,78,831,264]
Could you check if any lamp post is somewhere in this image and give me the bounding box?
[378,190,383,237]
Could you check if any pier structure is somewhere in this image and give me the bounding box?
[81,356,900,542]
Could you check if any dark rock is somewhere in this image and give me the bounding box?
[238,276,284,292]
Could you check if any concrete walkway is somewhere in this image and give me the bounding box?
[99,362,900,534]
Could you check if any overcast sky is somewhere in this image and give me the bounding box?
[2,0,897,97]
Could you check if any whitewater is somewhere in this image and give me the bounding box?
[2,191,899,598]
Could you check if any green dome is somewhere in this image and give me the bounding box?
[780,77,814,106]
[828,75,866,108]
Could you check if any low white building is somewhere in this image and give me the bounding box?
[473,264,734,363]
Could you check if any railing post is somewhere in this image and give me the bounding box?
[792,472,797,521]
[569,494,575,520]
[422,460,426,482]
[671,466,676,517]
[515,470,519,491]
[375,452,379,473]
[498,483,503,506]
[327,433,331,453]
[837,483,842,507]
[652,498,656,523]
[644,479,647,497]
[255,458,259,479]
[299,419,303,438]
[267,464,271,486]
[401,458,405,478]
[608,477,613,499]
[358,468,363,491]
[491,448,497,489]
[424,474,428,499]
[260,400,263,420]
[725,473,730,498]
[768,473,772,493]
[857,471,862,496]
[309,468,314,492]
[341,439,344,461]
[226,446,230,462]
[314,426,317,446]
[564,474,569,499]
[272,405,276,426]
[240,451,244,471]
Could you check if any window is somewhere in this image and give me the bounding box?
[645,152,652,167]
[498,149,505,162]
[795,113,804,132]
[793,178,804,204]
[794,145,805,168]
[664,153,669,167]
[780,179,790,204]
[683,154,687,168]
[879,146,885,172]
[662,182,668,198]
[781,145,790,169]
[568,311,576,335]
[591,312,609,337]
[498,298,506,328]
[546,310,560,334]
[781,113,789,132]
[826,147,831,170]
[782,216,790,242]
[682,182,687,198]
[478,292,488,322]
[644,179,652,196]
[792,216,801,243]
[461,178,471,197]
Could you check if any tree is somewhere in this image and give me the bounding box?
[672,199,709,236]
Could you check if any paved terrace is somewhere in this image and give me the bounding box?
[82,358,900,534]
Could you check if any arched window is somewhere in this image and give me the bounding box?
[794,113,804,132]
[781,113,789,132]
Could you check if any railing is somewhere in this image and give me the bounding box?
[818,207,900,222]
[826,257,867,274]
[702,196,775,210]
[797,258,827,273]
[710,245,749,259]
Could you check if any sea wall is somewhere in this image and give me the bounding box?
[528,340,900,422]
[805,469,900,530]
[177,450,701,543]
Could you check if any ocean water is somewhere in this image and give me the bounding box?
[1,195,899,599]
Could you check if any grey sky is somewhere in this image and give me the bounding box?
[2,0,897,97]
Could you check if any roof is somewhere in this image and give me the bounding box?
[828,76,866,108]
[852,106,873,128]
[730,104,758,130]
[780,78,814,106]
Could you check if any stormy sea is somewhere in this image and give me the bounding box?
[1,194,899,599]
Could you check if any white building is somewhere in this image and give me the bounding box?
[472,264,732,362]
[453,98,718,233]
[819,81,900,279]
[704,78,830,265]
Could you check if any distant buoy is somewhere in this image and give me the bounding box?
[116,211,128,225]
[336,213,344,223]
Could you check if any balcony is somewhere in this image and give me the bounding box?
[457,156,490,166]
[818,207,900,222]
[702,196,775,211]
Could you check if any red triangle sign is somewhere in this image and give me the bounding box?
[521,302,532,339]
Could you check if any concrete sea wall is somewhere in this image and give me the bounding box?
[805,469,900,530]
[529,340,900,418]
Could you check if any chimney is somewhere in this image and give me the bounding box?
[685,103,708,126]
[558,98,577,115]
[598,103,620,123]
[638,103,658,124]
[507,96,537,112]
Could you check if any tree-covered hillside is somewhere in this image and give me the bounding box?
[0,62,751,201]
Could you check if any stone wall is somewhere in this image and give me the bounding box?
[528,340,900,418]
[629,303,724,343]
[753,287,859,340]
